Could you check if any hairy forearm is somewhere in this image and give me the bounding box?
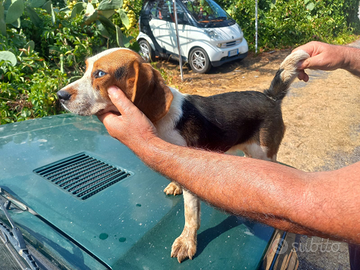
[134,137,360,244]
[343,46,360,77]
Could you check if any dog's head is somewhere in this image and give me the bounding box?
[57,48,173,122]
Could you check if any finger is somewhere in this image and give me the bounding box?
[292,41,321,57]
[298,55,326,71]
[293,46,314,57]
[297,70,309,82]
[297,58,310,70]
[97,111,118,125]
[295,59,309,82]
[107,86,135,116]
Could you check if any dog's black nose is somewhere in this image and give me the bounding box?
[57,90,72,101]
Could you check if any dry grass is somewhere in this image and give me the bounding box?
[279,69,360,172]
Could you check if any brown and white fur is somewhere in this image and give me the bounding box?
[57,48,309,263]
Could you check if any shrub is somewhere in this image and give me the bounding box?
[0,3,109,124]
[220,0,360,51]
[0,29,70,123]
[0,0,141,124]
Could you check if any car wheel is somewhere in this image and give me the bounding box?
[139,40,154,62]
[189,48,211,73]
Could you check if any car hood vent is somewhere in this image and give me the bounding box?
[33,152,132,200]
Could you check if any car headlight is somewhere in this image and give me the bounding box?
[204,29,218,39]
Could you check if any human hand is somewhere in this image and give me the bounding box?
[97,86,158,152]
[293,41,345,82]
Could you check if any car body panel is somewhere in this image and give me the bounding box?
[0,114,279,269]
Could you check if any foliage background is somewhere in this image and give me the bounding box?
[0,0,140,124]
[0,0,359,124]
[219,0,360,51]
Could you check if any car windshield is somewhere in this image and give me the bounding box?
[181,0,233,24]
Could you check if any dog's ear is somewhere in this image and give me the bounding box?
[126,61,173,122]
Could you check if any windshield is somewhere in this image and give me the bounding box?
[181,0,233,24]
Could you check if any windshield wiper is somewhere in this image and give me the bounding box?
[0,196,40,270]
[203,17,228,27]
[215,16,227,21]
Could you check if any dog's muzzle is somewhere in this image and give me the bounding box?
[57,90,72,102]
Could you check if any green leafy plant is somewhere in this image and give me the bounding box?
[0,0,109,124]
[219,0,360,51]
[0,0,143,124]
[68,0,137,48]
[0,31,68,124]
[0,0,57,36]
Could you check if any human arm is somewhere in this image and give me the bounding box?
[98,86,360,244]
[294,41,360,81]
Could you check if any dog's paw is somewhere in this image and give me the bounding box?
[164,182,182,196]
[171,235,197,263]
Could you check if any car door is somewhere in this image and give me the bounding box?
[146,0,173,53]
[148,0,189,57]
[169,0,191,58]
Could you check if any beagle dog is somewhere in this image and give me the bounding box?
[57,48,309,263]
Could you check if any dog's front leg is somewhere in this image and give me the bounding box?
[171,189,200,263]
[164,181,183,195]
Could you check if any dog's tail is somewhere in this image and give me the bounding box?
[264,50,310,101]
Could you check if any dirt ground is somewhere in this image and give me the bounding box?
[154,44,360,269]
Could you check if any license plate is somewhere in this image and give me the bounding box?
[228,49,238,57]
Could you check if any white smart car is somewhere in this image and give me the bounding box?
[136,0,248,73]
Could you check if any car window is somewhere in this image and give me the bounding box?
[174,2,188,24]
[152,0,188,24]
[181,0,233,24]
[149,2,157,17]
[155,0,170,21]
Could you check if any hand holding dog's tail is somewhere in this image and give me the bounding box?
[264,50,310,101]
[97,86,158,151]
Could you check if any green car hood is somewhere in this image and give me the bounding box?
[0,114,275,269]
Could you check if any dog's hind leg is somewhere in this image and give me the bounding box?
[171,189,200,263]
[227,142,274,161]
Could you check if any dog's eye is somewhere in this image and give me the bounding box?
[94,70,106,78]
